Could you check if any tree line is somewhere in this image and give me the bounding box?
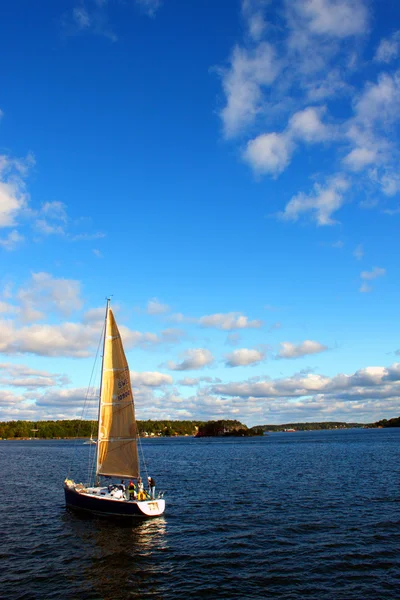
[0,416,398,439]
[0,419,205,439]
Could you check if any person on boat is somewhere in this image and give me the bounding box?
[128,480,136,500]
[119,480,126,491]
[148,476,156,499]
[137,477,144,493]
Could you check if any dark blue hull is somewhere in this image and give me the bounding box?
[64,486,163,518]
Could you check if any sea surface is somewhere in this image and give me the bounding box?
[0,428,399,600]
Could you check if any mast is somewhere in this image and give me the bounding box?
[95,297,110,484]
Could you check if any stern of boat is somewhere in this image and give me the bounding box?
[136,498,165,517]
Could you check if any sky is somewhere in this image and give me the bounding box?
[1,0,400,426]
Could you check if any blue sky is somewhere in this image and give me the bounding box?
[1,0,400,425]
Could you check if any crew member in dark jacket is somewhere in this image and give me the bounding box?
[148,476,156,499]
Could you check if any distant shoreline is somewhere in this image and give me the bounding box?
[1,426,396,441]
[1,416,398,440]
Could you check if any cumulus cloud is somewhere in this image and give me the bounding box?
[280,175,349,225]
[244,107,330,176]
[211,363,400,407]
[0,280,185,357]
[199,312,263,330]
[0,362,69,388]
[288,0,368,39]
[17,272,83,321]
[219,42,281,137]
[2,361,400,424]
[216,1,400,223]
[0,152,33,230]
[130,371,173,387]
[225,348,265,367]
[0,320,99,357]
[167,348,214,371]
[244,132,294,176]
[277,340,328,359]
[288,106,330,142]
[343,147,377,171]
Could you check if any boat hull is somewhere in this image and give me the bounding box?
[64,486,165,518]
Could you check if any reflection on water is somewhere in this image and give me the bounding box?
[63,512,169,599]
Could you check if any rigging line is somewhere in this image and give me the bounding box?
[136,424,149,482]
[67,317,105,480]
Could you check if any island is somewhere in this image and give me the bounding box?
[195,419,264,437]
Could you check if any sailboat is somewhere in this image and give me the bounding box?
[83,434,96,445]
[64,299,166,518]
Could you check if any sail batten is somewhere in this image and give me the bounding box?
[95,308,140,479]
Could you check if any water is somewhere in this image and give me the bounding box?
[0,429,399,599]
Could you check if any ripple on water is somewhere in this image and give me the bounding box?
[0,431,399,599]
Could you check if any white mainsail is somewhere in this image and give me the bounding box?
[95,306,140,479]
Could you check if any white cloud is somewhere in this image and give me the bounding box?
[374,31,400,63]
[219,42,280,137]
[0,362,69,389]
[2,360,400,424]
[343,147,376,171]
[379,172,400,197]
[244,132,294,176]
[280,175,349,225]
[0,230,24,251]
[359,266,385,292]
[216,1,400,224]
[244,106,331,177]
[211,363,400,406]
[146,298,170,315]
[225,348,265,367]
[360,266,386,280]
[199,312,263,330]
[241,0,269,41]
[289,106,330,142]
[355,71,400,127]
[288,0,368,39]
[277,340,328,359]
[167,348,214,371]
[17,272,83,321]
[0,318,184,358]
[82,306,105,324]
[130,371,173,387]
[0,153,33,228]
[33,201,68,236]
[0,301,19,315]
